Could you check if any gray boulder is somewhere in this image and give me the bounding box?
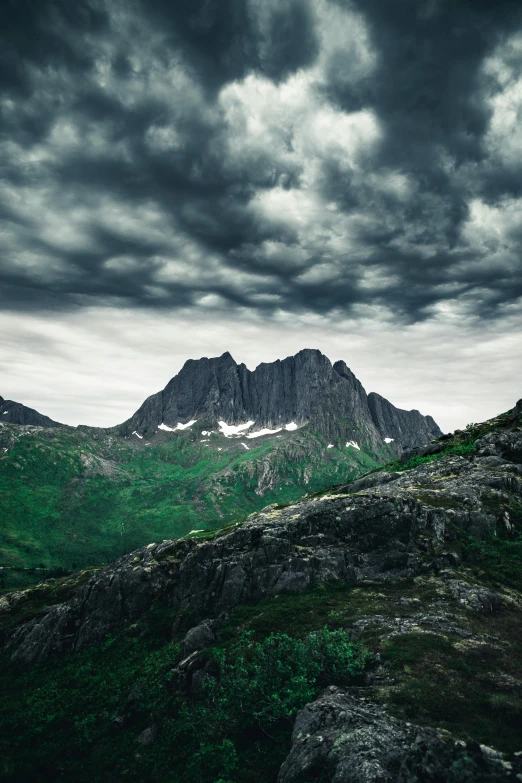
[278,688,522,782]
[180,619,217,657]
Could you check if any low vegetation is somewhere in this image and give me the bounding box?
[2,567,522,781]
[0,600,369,783]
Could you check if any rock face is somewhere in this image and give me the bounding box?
[4,406,521,665]
[368,392,441,449]
[0,396,63,428]
[278,687,522,783]
[116,349,442,451]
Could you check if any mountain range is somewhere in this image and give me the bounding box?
[0,349,441,590]
[0,395,62,428]
[1,348,441,452]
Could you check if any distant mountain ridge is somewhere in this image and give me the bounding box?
[0,396,63,428]
[117,349,442,453]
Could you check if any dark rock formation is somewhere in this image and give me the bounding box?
[278,687,522,782]
[368,391,441,449]
[0,396,63,428]
[4,416,521,665]
[116,349,442,453]
[180,619,218,657]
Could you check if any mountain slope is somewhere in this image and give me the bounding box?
[0,400,520,782]
[0,421,379,591]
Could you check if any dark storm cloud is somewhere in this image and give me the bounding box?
[0,0,109,96]
[1,0,522,320]
[143,0,320,89]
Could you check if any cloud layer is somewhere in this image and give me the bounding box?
[2,0,522,321]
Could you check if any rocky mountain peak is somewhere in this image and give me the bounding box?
[118,349,442,453]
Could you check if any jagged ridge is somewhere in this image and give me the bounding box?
[117,348,442,452]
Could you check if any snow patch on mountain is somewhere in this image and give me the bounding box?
[218,420,255,437]
[247,427,282,438]
[158,420,197,432]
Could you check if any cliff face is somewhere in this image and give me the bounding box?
[368,391,441,448]
[117,349,442,453]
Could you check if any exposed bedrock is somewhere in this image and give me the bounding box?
[278,688,522,783]
[117,348,442,452]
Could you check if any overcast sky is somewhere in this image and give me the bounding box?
[1,0,521,432]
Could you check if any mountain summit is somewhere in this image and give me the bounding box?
[117,349,442,453]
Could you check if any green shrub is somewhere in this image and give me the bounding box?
[202,628,368,729]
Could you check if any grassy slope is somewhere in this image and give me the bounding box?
[0,423,384,590]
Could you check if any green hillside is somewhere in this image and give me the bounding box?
[0,423,388,590]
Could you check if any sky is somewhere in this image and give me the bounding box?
[1,0,521,433]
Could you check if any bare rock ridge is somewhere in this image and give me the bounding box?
[368,391,440,447]
[0,396,63,428]
[117,348,442,451]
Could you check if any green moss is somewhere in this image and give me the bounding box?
[411,493,469,510]
[457,528,522,591]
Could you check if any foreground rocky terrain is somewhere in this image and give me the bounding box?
[0,400,520,781]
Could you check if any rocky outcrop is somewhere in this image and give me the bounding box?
[278,687,522,782]
[116,349,442,453]
[0,396,63,428]
[3,417,521,665]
